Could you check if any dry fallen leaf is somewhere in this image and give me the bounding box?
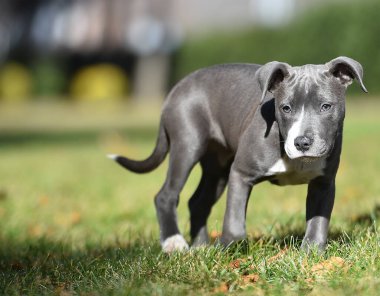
[305,277,314,284]
[310,256,347,276]
[229,258,244,269]
[38,195,49,206]
[70,211,82,225]
[210,230,222,242]
[241,273,260,285]
[228,256,255,272]
[267,248,288,264]
[28,224,44,237]
[213,282,229,293]
[226,258,259,288]
[55,211,82,227]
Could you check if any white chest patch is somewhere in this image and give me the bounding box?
[265,157,326,185]
[265,158,288,175]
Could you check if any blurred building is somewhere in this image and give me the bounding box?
[0,0,330,100]
[0,0,182,99]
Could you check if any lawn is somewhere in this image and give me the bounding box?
[0,98,379,295]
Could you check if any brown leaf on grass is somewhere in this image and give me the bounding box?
[210,230,222,242]
[267,248,288,264]
[70,211,82,225]
[55,211,82,227]
[229,258,244,269]
[310,256,347,276]
[210,230,221,239]
[227,259,259,288]
[228,256,255,272]
[38,195,49,206]
[305,277,314,284]
[213,282,229,293]
[28,224,44,237]
[241,273,260,285]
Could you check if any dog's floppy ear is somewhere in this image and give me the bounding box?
[256,61,290,104]
[326,56,368,93]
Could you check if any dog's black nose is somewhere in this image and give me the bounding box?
[294,136,312,152]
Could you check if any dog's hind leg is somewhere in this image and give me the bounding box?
[155,141,205,253]
[188,154,232,247]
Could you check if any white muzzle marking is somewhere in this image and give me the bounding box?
[285,106,306,159]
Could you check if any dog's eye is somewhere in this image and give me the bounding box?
[321,103,332,112]
[281,105,292,113]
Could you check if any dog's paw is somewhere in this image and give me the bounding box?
[301,238,326,254]
[162,234,189,253]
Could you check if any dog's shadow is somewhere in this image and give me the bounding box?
[0,204,378,292]
[214,204,380,254]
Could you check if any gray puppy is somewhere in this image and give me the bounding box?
[109,56,367,253]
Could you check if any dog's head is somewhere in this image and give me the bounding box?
[257,56,367,160]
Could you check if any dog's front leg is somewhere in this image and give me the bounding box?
[302,176,335,252]
[220,167,253,246]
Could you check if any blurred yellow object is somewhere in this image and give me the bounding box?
[0,62,33,101]
[70,64,128,100]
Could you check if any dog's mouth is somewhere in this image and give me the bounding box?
[298,156,323,163]
[284,147,330,161]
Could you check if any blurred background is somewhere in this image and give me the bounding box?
[0,0,379,102]
[0,0,379,244]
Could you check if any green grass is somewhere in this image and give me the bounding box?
[0,99,379,295]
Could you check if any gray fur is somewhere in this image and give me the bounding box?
[110,57,367,253]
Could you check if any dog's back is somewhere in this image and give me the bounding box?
[162,63,263,152]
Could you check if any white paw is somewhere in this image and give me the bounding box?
[162,234,189,253]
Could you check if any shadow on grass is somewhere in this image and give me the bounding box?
[350,204,380,225]
[225,204,380,254]
[0,204,378,293]
[0,235,164,293]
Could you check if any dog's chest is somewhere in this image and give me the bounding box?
[265,158,325,185]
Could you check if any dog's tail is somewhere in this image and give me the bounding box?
[107,121,169,174]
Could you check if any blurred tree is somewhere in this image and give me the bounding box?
[32,59,66,98]
[174,0,380,95]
